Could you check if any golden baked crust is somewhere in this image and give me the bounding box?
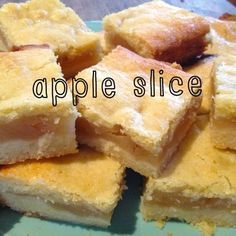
[103,0,210,63]
[0,47,78,164]
[211,54,236,150]
[141,115,236,228]
[0,147,125,227]
[185,57,215,114]
[206,17,236,55]
[76,46,201,177]
[0,0,101,78]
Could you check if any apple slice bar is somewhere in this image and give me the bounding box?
[141,115,236,229]
[103,0,210,64]
[0,47,78,164]
[0,147,125,227]
[75,46,201,178]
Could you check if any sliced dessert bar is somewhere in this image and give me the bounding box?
[0,147,125,227]
[75,46,201,177]
[141,115,236,228]
[103,0,210,63]
[0,47,78,164]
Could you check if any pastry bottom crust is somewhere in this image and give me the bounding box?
[0,191,111,227]
[211,117,236,150]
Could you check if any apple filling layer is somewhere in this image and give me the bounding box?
[142,190,236,227]
[0,115,75,142]
[144,190,236,211]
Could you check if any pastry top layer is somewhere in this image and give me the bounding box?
[77,46,201,154]
[214,54,236,119]
[0,47,74,123]
[0,0,98,54]
[0,147,124,212]
[145,115,236,200]
[103,0,209,56]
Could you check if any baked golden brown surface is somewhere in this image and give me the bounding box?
[103,0,210,64]
[141,115,236,228]
[0,0,102,78]
[75,46,201,178]
[0,147,125,227]
[0,47,78,164]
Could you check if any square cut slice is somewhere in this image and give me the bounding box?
[141,115,236,229]
[0,47,78,164]
[211,55,236,150]
[103,0,210,64]
[206,17,236,55]
[185,57,215,114]
[75,46,201,178]
[0,147,125,227]
[0,0,101,79]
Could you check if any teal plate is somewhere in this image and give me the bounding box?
[1,21,236,236]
